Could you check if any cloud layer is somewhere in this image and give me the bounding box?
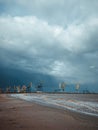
[0,0,98,84]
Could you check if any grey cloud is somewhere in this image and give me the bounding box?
[0,0,98,85]
[0,0,98,26]
[0,15,98,84]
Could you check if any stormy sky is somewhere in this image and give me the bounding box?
[0,0,98,90]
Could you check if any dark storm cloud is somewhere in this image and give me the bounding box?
[0,0,98,84]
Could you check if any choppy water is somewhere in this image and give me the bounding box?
[10,93,98,117]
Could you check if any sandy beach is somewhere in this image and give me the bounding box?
[0,94,98,130]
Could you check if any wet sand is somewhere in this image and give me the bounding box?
[0,94,98,130]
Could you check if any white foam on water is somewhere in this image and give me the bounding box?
[10,94,98,117]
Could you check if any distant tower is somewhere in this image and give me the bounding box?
[27,82,33,93]
[17,86,21,93]
[75,83,80,93]
[36,81,43,92]
[21,85,27,93]
[59,82,66,92]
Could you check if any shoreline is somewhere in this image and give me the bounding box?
[0,94,98,130]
